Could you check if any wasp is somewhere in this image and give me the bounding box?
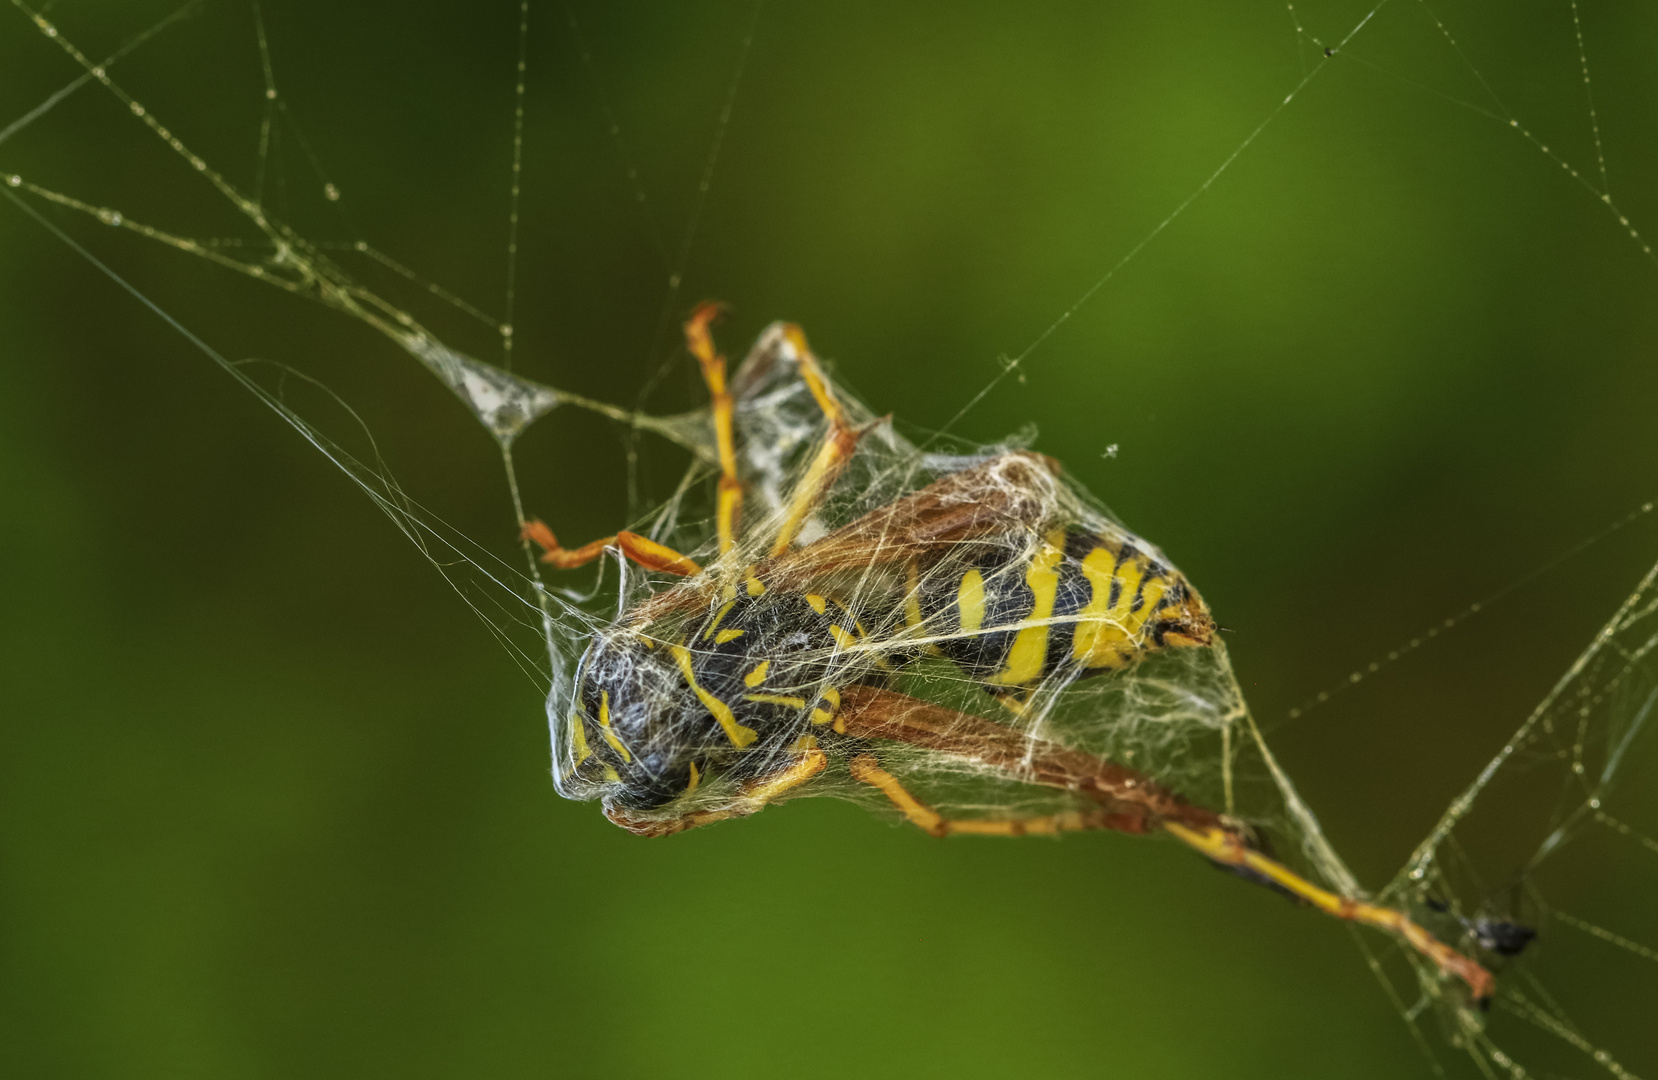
[520,303,1498,1005]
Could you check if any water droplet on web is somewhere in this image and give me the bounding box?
[6,175,20,187]
[130,102,146,117]
[1588,797,1601,809]
[323,183,340,201]
[1101,444,1119,459]
[266,88,277,100]
[97,208,122,226]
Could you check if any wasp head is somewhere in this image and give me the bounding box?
[1155,579,1218,649]
[557,626,709,811]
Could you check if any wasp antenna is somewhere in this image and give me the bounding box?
[1216,623,1237,634]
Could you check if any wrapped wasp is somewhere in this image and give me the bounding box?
[522,303,1499,1005]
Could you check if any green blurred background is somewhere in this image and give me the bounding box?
[4,1,1658,1076]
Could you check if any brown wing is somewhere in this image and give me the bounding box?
[628,450,1061,623]
[760,449,1060,585]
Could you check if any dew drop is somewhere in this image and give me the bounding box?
[323,182,340,201]
[97,208,122,226]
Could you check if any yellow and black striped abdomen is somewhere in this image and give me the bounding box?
[913,528,1214,694]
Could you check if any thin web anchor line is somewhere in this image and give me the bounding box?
[502,0,531,372]
[927,1,1390,449]
[0,0,201,148]
[1570,0,1610,197]
[633,0,765,400]
[1414,0,1654,264]
[2,186,559,690]
[1277,499,1658,728]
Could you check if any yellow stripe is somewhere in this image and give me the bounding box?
[956,569,986,633]
[670,644,758,748]
[1073,543,1131,668]
[828,624,859,650]
[990,529,1065,687]
[685,761,701,794]
[745,693,807,708]
[568,710,592,766]
[812,686,840,725]
[745,574,766,597]
[805,593,827,615]
[904,561,924,628]
[596,690,632,762]
[704,600,736,639]
[714,628,744,644]
[743,660,770,688]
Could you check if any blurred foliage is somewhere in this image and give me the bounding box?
[2,0,1657,1077]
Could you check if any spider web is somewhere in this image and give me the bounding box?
[5,1,1657,1076]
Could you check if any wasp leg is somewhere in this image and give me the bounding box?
[684,301,743,559]
[605,748,828,838]
[767,324,866,557]
[848,754,1149,838]
[1162,822,1496,1004]
[519,520,700,576]
[835,686,1495,1001]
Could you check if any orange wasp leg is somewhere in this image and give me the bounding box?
[848,754,1150,839]
[834,684,1497,1004]
[519,520,700,576]
[604,749,829,838]
[684,301,744,559]
[1163,821,1496,1003]
[768,324,866,557]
